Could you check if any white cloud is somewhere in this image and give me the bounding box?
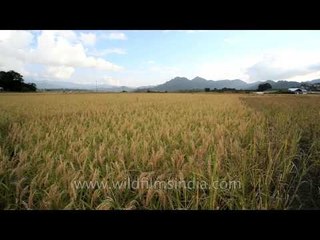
[33,31,122,71]
[89,48,126,57]
[109,62,185,87]
[103,32,127,40]
[195,56,257,81]
[0,30,34,74]
[287,71,320,82]
[194,49,320,82]
[246,49,320,82]
[0,30,123,81]
[0,31,11,40]
[45,66,75,79]
[0,56,26,74]
[0,30,34,48]
[46,30,78,43]
[103,76,120,86]
[79,32,96,46]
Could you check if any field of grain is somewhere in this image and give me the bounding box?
[0,93,319,209]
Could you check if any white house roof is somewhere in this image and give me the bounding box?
[288,88,306,92]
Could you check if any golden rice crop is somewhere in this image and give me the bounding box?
[0,93,319,209]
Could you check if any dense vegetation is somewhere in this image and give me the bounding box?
[257,83,272,91]
[0,71,37,92]
[0,93,319,209]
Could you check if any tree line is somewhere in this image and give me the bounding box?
[0,70,37,92]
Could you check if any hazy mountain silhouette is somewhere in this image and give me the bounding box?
[25,79,133,92]
[151,77,305,91]
[25,77,320,92]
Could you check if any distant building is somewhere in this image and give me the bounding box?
[288,88,307,94]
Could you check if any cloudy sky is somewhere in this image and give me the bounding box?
[1,30,320,87]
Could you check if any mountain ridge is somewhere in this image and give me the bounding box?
[149,77,320,91]
[26,77,320,92]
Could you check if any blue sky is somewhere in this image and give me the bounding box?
[1,30,320,87]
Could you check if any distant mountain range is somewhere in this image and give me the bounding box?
[26,77,320,92]
[149,77,320,91]
[25,79,134,92]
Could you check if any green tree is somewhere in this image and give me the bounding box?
[257,83,272,91]
[0,70,37,92]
